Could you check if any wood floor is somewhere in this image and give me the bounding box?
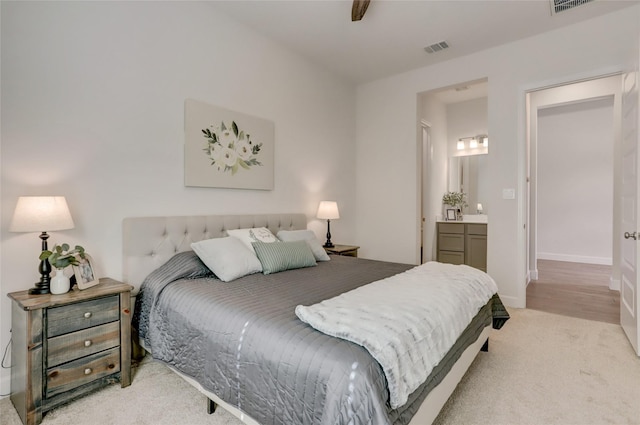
[526,259,620,324]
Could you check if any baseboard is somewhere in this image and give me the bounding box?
[537,253,612,266]
[609,277,621,291]
[529,269,538,281]
[499,294,524,309]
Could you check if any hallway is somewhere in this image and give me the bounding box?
[526,260,620,324]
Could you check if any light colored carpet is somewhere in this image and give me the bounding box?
[1,308,638,425]
[432,308,639,425]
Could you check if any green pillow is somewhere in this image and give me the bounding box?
[252,240,317,275]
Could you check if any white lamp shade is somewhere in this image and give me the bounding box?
[317,201,340,220]
[10,196,75,232]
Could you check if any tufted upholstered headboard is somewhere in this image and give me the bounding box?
[122,213,308,293]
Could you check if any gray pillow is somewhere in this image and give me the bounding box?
[252,240,317,275]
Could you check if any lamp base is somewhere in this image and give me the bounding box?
[29,284,50,295]
[30,232,52,295]
[323,219,334,249]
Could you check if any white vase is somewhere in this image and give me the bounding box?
[51,268,70,294]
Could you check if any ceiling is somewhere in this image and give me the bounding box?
[210,0,638,84]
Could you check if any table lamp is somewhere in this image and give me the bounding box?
[9,196,75,294]
[317,201,340,248]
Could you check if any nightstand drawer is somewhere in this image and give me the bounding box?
[48,321,120,367]
[48,296,120,337]
[46,347,120,397]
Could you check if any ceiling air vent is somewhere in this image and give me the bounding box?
[424,41,449,54]
[550,0,594,15]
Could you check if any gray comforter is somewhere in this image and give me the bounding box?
[132,252,508,425]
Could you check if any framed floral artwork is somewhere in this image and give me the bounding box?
[184,99,274,190]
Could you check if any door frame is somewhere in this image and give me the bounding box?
[525,74,623,293]
[420,120,432,264]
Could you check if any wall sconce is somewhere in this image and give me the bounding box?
[9,196,75,294]
[457,135,488,153]
[317,201,340,248]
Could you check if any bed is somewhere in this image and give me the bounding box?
[124,213,508,425]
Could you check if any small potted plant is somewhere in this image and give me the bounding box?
[442,191,468,220]
[39,244,87,294]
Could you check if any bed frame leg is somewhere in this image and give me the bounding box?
[481,338,489,352]
[208,398,217,414]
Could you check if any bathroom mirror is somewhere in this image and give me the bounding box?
[448,154,489,214]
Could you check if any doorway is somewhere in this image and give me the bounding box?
[417,79,489,264]
[526,75,623,323]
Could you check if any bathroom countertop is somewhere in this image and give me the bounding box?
[436,214,488,223]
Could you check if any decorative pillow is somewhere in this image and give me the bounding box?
[191,237,262,282]
[276,229,330,262]
[252,240,317,275]
[226,227,279,253]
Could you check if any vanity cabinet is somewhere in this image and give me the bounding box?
[437,222,487,272]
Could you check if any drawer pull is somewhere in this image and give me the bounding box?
[84,312,92,319]
[84,368,92,375]
[84,340,92,347]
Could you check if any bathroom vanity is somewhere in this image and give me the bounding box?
[437,218,487,272]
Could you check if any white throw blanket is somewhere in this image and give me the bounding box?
[295,261,498,409]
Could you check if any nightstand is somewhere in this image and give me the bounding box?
[8,278,133,425]
[324,244,360,257]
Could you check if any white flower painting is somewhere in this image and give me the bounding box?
[184,99,274,190]
[201,121,262,174]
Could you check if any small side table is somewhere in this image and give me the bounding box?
[324,244,360,257]
[8,278,132,425]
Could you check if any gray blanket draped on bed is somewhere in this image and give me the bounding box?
[132,252,509,425]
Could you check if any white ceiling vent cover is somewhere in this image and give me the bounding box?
[424,41,449,54]
[550,0,595,15]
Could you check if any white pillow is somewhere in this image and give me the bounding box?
[277,229,330,262]
[191,237,262,282]
[227,227,279,253]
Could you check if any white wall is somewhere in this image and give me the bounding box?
[537,98,614,264]
[447,97,489,158]
[355,6,640,307]
[0,1,356,396]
